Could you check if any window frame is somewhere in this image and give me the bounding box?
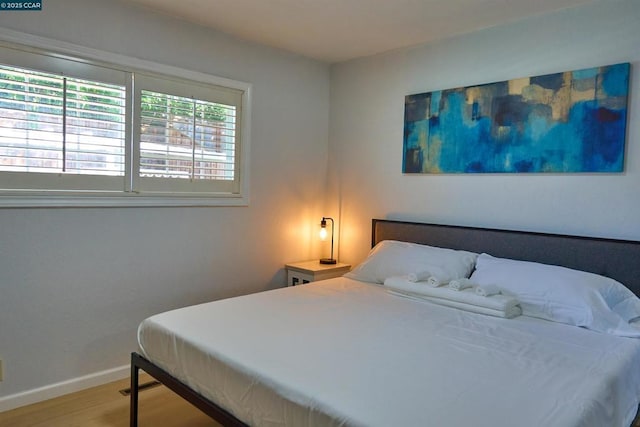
[133,73,243,196]
[0,28,251,208]
[0,47,131,193]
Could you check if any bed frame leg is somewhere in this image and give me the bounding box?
[130,353,139,427]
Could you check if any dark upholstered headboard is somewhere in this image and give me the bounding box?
[372,219,640,297]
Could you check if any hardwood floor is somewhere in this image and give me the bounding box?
[0,374,221,427]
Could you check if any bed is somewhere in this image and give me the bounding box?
[130,219,640,426]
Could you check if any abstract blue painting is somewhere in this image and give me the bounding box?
[403,63,629,173]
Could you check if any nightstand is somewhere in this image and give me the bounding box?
[285,260,351,286]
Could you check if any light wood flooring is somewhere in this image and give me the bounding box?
[0,374,221,427]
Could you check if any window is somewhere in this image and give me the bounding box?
[134,74,242,195]
[0,38,249,207]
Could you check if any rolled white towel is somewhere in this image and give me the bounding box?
[384,276,521,318]
[426,276,443,287]
[475,284,502,297]
[407,270,432,282]
[448,278,473,291]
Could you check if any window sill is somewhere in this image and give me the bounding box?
[0,192,249,208]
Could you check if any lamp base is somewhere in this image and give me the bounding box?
[319,258,337,265]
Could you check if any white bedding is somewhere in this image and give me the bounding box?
[138,277,640,427]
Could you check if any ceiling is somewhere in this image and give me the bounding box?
[123,0,595,63]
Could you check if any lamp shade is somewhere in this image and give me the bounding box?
[319,226,328,241]
[319,217,336,264]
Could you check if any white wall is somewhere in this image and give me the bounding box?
[329,0,640,266]
[0,0,330,404]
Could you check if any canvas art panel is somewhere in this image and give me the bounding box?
[403,63,630,173]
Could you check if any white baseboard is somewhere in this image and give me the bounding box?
[0,364,130,413]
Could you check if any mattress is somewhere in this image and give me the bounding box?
[138,277,640,427]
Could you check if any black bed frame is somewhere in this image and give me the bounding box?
[130,218,640,426]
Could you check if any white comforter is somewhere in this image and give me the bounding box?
[138,277,640,427]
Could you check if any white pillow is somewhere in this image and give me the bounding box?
[470,253,640,337]
[344,240,477,284]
